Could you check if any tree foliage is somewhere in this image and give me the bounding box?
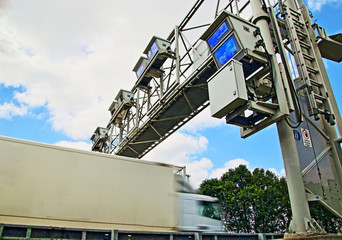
[309,201,342,233]
[199,165,292,233]
[199,165,342,233]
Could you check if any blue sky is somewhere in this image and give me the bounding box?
[0,0,341,187]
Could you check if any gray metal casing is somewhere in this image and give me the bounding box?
[192,41,210,71]
[108,101,119,116]
[228,13,260,53]
[90,127,108,143]
[207,60,247,119]
[115,89,134,106]
[143,36,171,56]
[132,56,150,78]
[107,89,134,126]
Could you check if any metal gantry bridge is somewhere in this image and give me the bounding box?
[91,0,342,233]
[91,0,341,158]
[92,0,276,158]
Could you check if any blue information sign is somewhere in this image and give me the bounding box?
[293,130,301,141]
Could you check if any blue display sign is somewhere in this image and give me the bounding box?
[213,34,240,67]
[136,64,145,78]
[148,42,158,60]
[208,21,230,49]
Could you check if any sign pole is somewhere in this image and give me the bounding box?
[277,120,312,233]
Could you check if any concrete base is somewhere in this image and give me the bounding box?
[284,233,342,240]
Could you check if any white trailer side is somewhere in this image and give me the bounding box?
[0,136,177,231]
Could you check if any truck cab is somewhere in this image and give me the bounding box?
[177,193,222,232]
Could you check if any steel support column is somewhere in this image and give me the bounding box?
[277,119,312,233]
[250,0,311,233]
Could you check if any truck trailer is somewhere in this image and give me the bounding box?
[0,136,222,232]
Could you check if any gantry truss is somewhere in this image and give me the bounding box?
[95,0,258,158]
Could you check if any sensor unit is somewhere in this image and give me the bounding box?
[200,10,266,77]
[133,36,175,89]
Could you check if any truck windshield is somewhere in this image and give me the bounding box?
[199,201,221,220]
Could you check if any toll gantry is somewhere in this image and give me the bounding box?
[91,0,342,232]
[91,0,341,158]
[92,0,287,158]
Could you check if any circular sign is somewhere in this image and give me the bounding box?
[302,129,310,140]
[293,130,301,141]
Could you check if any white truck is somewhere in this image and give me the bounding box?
[0,135,222,232]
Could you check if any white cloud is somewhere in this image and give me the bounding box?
[268,168,286,177]
[186,157,214,187]
[145,132,213,187]
[0,102,27,119]
[146,132,286,187]
[209,159,286,180]
[146,132,208,165]
[54,140,92,151]
[0,0,197,140]
[14,89,46,107]
[224,158,250,169]
[146,133,282,188]
[210,158,250,179]
[307,0,341,11]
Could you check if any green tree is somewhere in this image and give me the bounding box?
[310,202,342,233]
[199,165,292,233]
[199,165,342,233]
